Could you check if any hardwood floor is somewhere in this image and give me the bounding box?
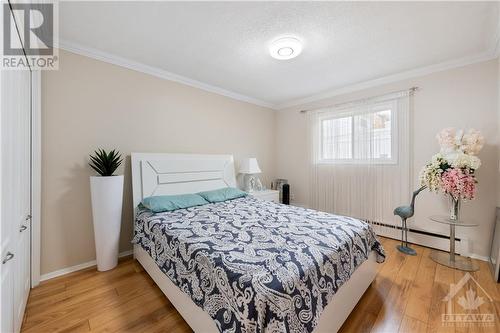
[22,238,499,333]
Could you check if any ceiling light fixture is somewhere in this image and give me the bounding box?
[269,36,303,60]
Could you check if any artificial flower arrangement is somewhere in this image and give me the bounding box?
[419,128,484,220]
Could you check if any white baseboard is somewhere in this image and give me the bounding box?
[39,250,133,282]
[469,253,490,262]
[38,235,489,284]
[374,225,489,262]
[291,204,491,262]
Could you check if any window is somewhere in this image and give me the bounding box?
[319,103,396,164]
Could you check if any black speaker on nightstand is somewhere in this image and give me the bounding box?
[282,184,290,205]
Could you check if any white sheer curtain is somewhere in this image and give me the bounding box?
[307,90,413,231]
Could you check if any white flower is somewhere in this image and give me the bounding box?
[419,161,444,192]
[431,153,444,162]
[436,127,485,156]
[461,128,485,155]
[451,152,481,170]
[436,128,457,153]
[421,128,483,194]
[442,151,459,164]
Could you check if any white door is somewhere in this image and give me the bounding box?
[0,6,32,331]
[14,69,32,332]
[1,69,17,333]
[0,69,32,333]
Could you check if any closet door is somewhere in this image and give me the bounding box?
[1,70,17,333]
[14,69,32,332]
[1,3,33,330]
[0,3,32,329]
[0,69,32,333]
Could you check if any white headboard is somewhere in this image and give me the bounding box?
[131,153,237,209]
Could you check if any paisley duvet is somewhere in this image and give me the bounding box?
[132,196,385,333]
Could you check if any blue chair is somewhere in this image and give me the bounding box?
[394,186,426,255]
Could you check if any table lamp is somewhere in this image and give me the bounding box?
[239,158,262,192]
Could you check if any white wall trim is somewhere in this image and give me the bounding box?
[59,39,498,112]
[375,226,489,262]
[470,253,491,262]
[294,202,489,262]
[31,70,41,288]
[58,39,275,109]
[275,51,498,110]
[39,250,133,282]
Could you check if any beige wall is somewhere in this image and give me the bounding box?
[41,50,276,275]
[276,59,499,258]
[42,51,499,274]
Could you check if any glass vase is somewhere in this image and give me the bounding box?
[449,196,461,222]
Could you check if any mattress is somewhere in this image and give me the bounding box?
[132,196,385,333]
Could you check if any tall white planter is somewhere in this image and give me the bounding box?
[90,175,124,271]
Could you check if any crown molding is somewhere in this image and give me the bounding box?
[58,39,275,109]
[275,50,498,110]
[59,39,497,112]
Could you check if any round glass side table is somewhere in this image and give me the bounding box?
[428,215,479,272]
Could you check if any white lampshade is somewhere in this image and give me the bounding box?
[239,158,261,174]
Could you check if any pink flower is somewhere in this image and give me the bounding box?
[440,168,476,200]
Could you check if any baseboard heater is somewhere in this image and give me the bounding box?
[365,220,468,256]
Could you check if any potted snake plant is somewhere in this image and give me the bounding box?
[89,149,123,271]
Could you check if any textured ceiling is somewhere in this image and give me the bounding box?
[59,1,499,108]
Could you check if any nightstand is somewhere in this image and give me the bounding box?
[248,190,280,203]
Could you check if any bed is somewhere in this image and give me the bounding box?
[131,153,385,333]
